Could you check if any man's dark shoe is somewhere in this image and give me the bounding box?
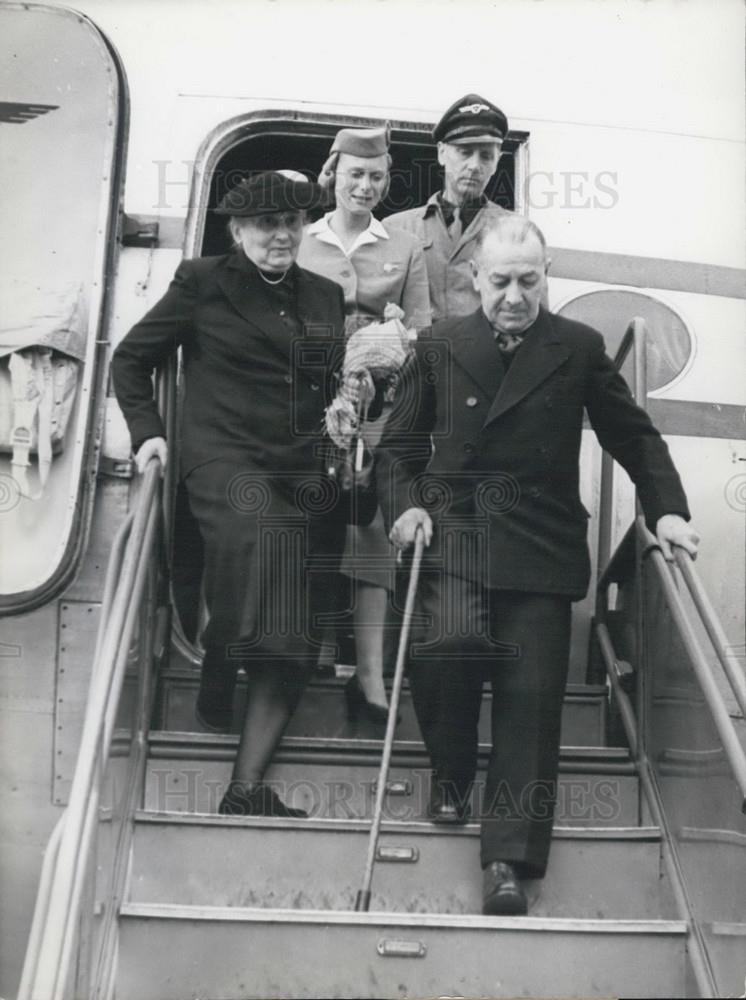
[218,781,308,818]
[426,772,471,824]
[482,861,528,915]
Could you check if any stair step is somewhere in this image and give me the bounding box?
[116,903,687,999]
[704,922,746,998]
[145,735,640,826]
[130,812,673,919]
[160,673,609,746]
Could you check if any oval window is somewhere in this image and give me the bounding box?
[556,289,693,393]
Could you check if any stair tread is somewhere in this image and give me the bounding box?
[149,731,627,752]
[163,667,608,697]
[133,809,659,839]
[120,900,686,933]
[140,758,640,824]
[161,671,610,744]
[117,904,687,998]
[146,730,633,766]
[128,812,674,919]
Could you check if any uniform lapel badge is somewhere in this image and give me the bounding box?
[382,262,400,273]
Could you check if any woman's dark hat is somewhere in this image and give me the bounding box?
[215,171,327,217]
[433,93,508,144]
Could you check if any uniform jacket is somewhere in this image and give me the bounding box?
[111,250,347,483]
[384,195,510,322]
[297,215,431,331]
[377,307,690,599]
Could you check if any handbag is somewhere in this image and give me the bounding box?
[323,439,378,527]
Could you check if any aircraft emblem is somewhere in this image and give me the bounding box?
[459,103,490,115]
[0,102,59,124]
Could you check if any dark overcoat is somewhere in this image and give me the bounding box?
[112,250,350,659]
[378,306,690,599]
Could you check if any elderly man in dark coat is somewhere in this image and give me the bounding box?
[112,172,353,818]
[378,213,699,914]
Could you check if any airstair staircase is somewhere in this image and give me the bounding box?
[114,674,689,1000]
[18,319,746,999]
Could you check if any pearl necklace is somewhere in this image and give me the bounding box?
[257,267,290,285]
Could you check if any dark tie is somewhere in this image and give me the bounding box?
[449,206,462,242]
[495,330,525,355]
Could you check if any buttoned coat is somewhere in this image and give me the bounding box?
[112,250,352,655]
[297,217,431,331]
[112,250,347,478]
[378,306,690,599]
[384,196,510,322]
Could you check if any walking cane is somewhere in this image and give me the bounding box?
[354,523,426,912]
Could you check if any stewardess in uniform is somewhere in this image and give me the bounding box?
[298,125,430,725]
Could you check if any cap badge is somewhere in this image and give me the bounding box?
[459,102,490,115]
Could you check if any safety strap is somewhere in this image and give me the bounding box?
[7,349,55,500]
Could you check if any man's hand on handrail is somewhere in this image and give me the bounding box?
[389,507,433,550]
[656,513,700,562]
[134,436,167,476]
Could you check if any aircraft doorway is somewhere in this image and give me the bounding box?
[199,115,526,256]
[168,112,529,704]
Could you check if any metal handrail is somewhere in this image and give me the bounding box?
[594,521,746,999]
[598,517,746,803]
[592,316,746,996]
[16,507,135,1000]
[640,520,746,811]
[596,317,648,573]
[18,459,162,1000]
[674,548,746,721]
[594,317,746,799]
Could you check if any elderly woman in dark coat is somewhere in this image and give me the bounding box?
[112,172,350,817]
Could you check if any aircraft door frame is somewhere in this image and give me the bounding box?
[0,1,129,613]
[167,109,529,659]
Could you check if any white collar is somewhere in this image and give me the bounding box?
[307,212,389,255]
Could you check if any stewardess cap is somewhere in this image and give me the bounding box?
[329,124,391,158]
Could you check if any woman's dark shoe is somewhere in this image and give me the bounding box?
[344,674,398,726]
[218,781,308,818]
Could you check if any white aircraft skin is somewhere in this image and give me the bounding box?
[0,2,744,996]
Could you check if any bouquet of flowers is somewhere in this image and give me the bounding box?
[325,303,415,473]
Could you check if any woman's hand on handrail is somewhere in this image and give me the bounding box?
[134,436,167,476]
[656,513,700,562]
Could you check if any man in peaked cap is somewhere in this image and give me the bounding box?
[385,93,511,322]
